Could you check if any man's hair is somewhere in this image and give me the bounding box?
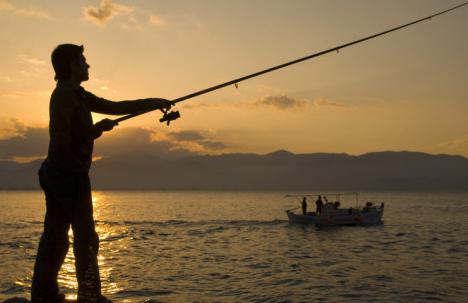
[51,44,84,81]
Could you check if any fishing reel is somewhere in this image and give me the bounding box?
[159,109,181,125]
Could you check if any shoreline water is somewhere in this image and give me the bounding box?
[1,190,467,302]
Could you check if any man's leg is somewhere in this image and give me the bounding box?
[31,168,71,303]
[72,174,102,303]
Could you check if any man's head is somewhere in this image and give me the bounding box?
[51,44,90,82]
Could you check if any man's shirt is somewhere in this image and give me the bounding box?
[45,80,155,174]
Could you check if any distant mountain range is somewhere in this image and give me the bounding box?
[1,151,467,190]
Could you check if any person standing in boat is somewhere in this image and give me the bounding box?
[31,44,172,303]
[301,197,307,215]
[315,195,324,215]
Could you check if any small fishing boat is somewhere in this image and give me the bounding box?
[285,193,384,226]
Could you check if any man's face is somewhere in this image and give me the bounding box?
[71,54,90,82]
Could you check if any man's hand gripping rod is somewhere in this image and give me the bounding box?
[112,1,468,126]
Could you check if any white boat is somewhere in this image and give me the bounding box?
[285,193,384,226]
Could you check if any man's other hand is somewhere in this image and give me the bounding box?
[150,98,173,111]
[96,118,118,132]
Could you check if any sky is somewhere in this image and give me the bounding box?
[1,0,467,162]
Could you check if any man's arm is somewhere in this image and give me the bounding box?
[84,90,171,115]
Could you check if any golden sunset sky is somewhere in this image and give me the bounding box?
[1,0,467,158]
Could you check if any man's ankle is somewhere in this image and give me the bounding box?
[98,295,112,303]
[31,293,65,303]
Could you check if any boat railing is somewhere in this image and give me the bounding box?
[285,192,360,208]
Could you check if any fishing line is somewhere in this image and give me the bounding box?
[113,2,468,125]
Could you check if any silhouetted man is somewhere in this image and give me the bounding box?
[301,197,307,215]
[31,44,171,303]
[315,195,323,215]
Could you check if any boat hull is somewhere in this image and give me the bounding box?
[286,205,384,226]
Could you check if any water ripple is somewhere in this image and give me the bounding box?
[1,191,468,303]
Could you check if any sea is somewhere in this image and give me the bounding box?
[0,190,467,303]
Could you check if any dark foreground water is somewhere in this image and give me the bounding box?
[0,190,467,303]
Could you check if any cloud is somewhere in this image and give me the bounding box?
[148,15,166,27]
[84,0,134,25]
[256,95,306,110]
[0,119,48,160]
[180,102,240,110]
[198,140,227,150]
[167,130,205,141]
[89,78,118,94]
[13,8,51,19]
[120,15,144,31]
[180,95,306,111]
[312,96,346,108]
[94,127,191,159]
[0,117,27,140]
[164,130,227,152]
[180,94,348,112]
[97,128,227,155]
[439,136,468,148]
[0,119,227,162]
[0,90,49,99]
[15,54,47,76]
[0,0,52,19]
[84,0,166,31]
[18,54,46,66]
[0,0,14,11]
[0,76,13,83]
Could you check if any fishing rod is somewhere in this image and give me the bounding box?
[113,1,468,125]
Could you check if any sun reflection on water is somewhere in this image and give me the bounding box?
[56,191,123,298]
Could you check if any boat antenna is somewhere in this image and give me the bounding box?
[113,2,468,125]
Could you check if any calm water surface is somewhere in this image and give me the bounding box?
[0,190,467,302]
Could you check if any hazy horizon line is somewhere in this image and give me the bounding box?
[2,149,467,165]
